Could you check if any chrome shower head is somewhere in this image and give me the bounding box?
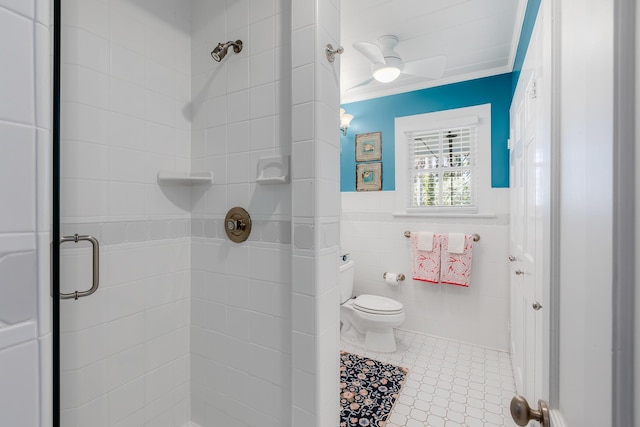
[211,43,226,62]
[211,40,243,62]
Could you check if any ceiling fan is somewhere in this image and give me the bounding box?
[351,35,446,88]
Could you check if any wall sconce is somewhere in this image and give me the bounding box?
[340,108,353,136]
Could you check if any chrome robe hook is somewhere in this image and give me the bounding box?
[326,44,344,63]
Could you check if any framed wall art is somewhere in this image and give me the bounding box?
[356,162,382,191]
[355,131,382,162]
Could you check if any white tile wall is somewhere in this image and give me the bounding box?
[0,340,40,426]
[59,1,193,426]
[291,0,342,425]
[59,238,191,426]
[341,190,511,351]
[189,0,293,426]
[1,0,340,425]
[0,0,50,425]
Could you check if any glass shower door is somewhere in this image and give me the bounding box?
[57,1,192,425]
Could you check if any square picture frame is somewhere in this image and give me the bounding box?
[355,131,382,162]
[356,162,382,191]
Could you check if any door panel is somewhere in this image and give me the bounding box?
[57,1,192,425]
[510,61,540,410]
[509,1,617,426]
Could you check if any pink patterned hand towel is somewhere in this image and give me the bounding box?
[410,233,441,283]
[440,234,474,287]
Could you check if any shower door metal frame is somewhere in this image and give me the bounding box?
[52,0,61,426]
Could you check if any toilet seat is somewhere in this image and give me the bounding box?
[353,294,404,315]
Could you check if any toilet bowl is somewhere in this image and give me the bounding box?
[339,256,405,352]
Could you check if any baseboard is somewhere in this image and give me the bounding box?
[395,327,510,353]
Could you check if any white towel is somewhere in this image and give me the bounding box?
[448,233,466,254]
[417,232,434,252]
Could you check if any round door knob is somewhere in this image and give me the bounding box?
[515,269,524,275]
[510,395,550,427]
[532,302,542,310]
[509,255,516,262]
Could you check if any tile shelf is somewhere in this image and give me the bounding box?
[256,155,289,184]
[256,176,288,184]
[157,171,213,185]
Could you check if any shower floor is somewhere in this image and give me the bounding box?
[340,329,519,427]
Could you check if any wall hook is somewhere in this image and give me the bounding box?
[326,44,344,63]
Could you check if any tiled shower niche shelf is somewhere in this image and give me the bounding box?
[157,171,213,185]
[256,155,289,184]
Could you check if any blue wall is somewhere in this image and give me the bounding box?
[340,73,513,191]
[340,0,542,192]
[511,0,542,93]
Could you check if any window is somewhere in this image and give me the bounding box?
[407,126,476,208]
[394,104,491,216]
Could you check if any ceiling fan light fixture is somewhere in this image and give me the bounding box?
[372,57,403,82]
[373,65,401,82]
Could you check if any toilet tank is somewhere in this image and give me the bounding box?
[339,256,355,304]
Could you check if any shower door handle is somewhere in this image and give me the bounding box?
[59,234,100,300]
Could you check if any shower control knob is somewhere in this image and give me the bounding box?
[515,269,524,276]
[227,219,245,231]
[508,255,516,262]
[224,207,252,243]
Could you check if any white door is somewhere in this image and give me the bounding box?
[508,1,617,426]
[552,0,615,425]
[509,60,540,409]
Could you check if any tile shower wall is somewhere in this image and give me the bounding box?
[59,1,193,425]
[0,0,51,426]
[290,0,342,425]
[189,0,294,426]
[341,191,511,351]
[0,0,339,425]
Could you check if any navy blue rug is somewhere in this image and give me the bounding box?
[339,351,408,427]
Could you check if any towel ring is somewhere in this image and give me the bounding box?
[404,231,480,242]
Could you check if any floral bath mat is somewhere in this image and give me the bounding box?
[339,351,408,426]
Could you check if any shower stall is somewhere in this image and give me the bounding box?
[53,0,341,426]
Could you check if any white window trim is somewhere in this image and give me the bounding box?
[394,104,493,217]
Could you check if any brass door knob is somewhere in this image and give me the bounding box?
[510,395,550,427]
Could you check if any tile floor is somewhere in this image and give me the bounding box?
[340,329,519,427]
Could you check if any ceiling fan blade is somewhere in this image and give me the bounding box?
[402,55,446,79]
[353,41,385,64]
[345,77,376,92]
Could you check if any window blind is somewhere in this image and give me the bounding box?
[407,126,476,208]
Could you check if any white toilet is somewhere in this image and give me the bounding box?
[339,255,405,353]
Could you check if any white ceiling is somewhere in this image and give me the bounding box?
[340,0,527,103]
